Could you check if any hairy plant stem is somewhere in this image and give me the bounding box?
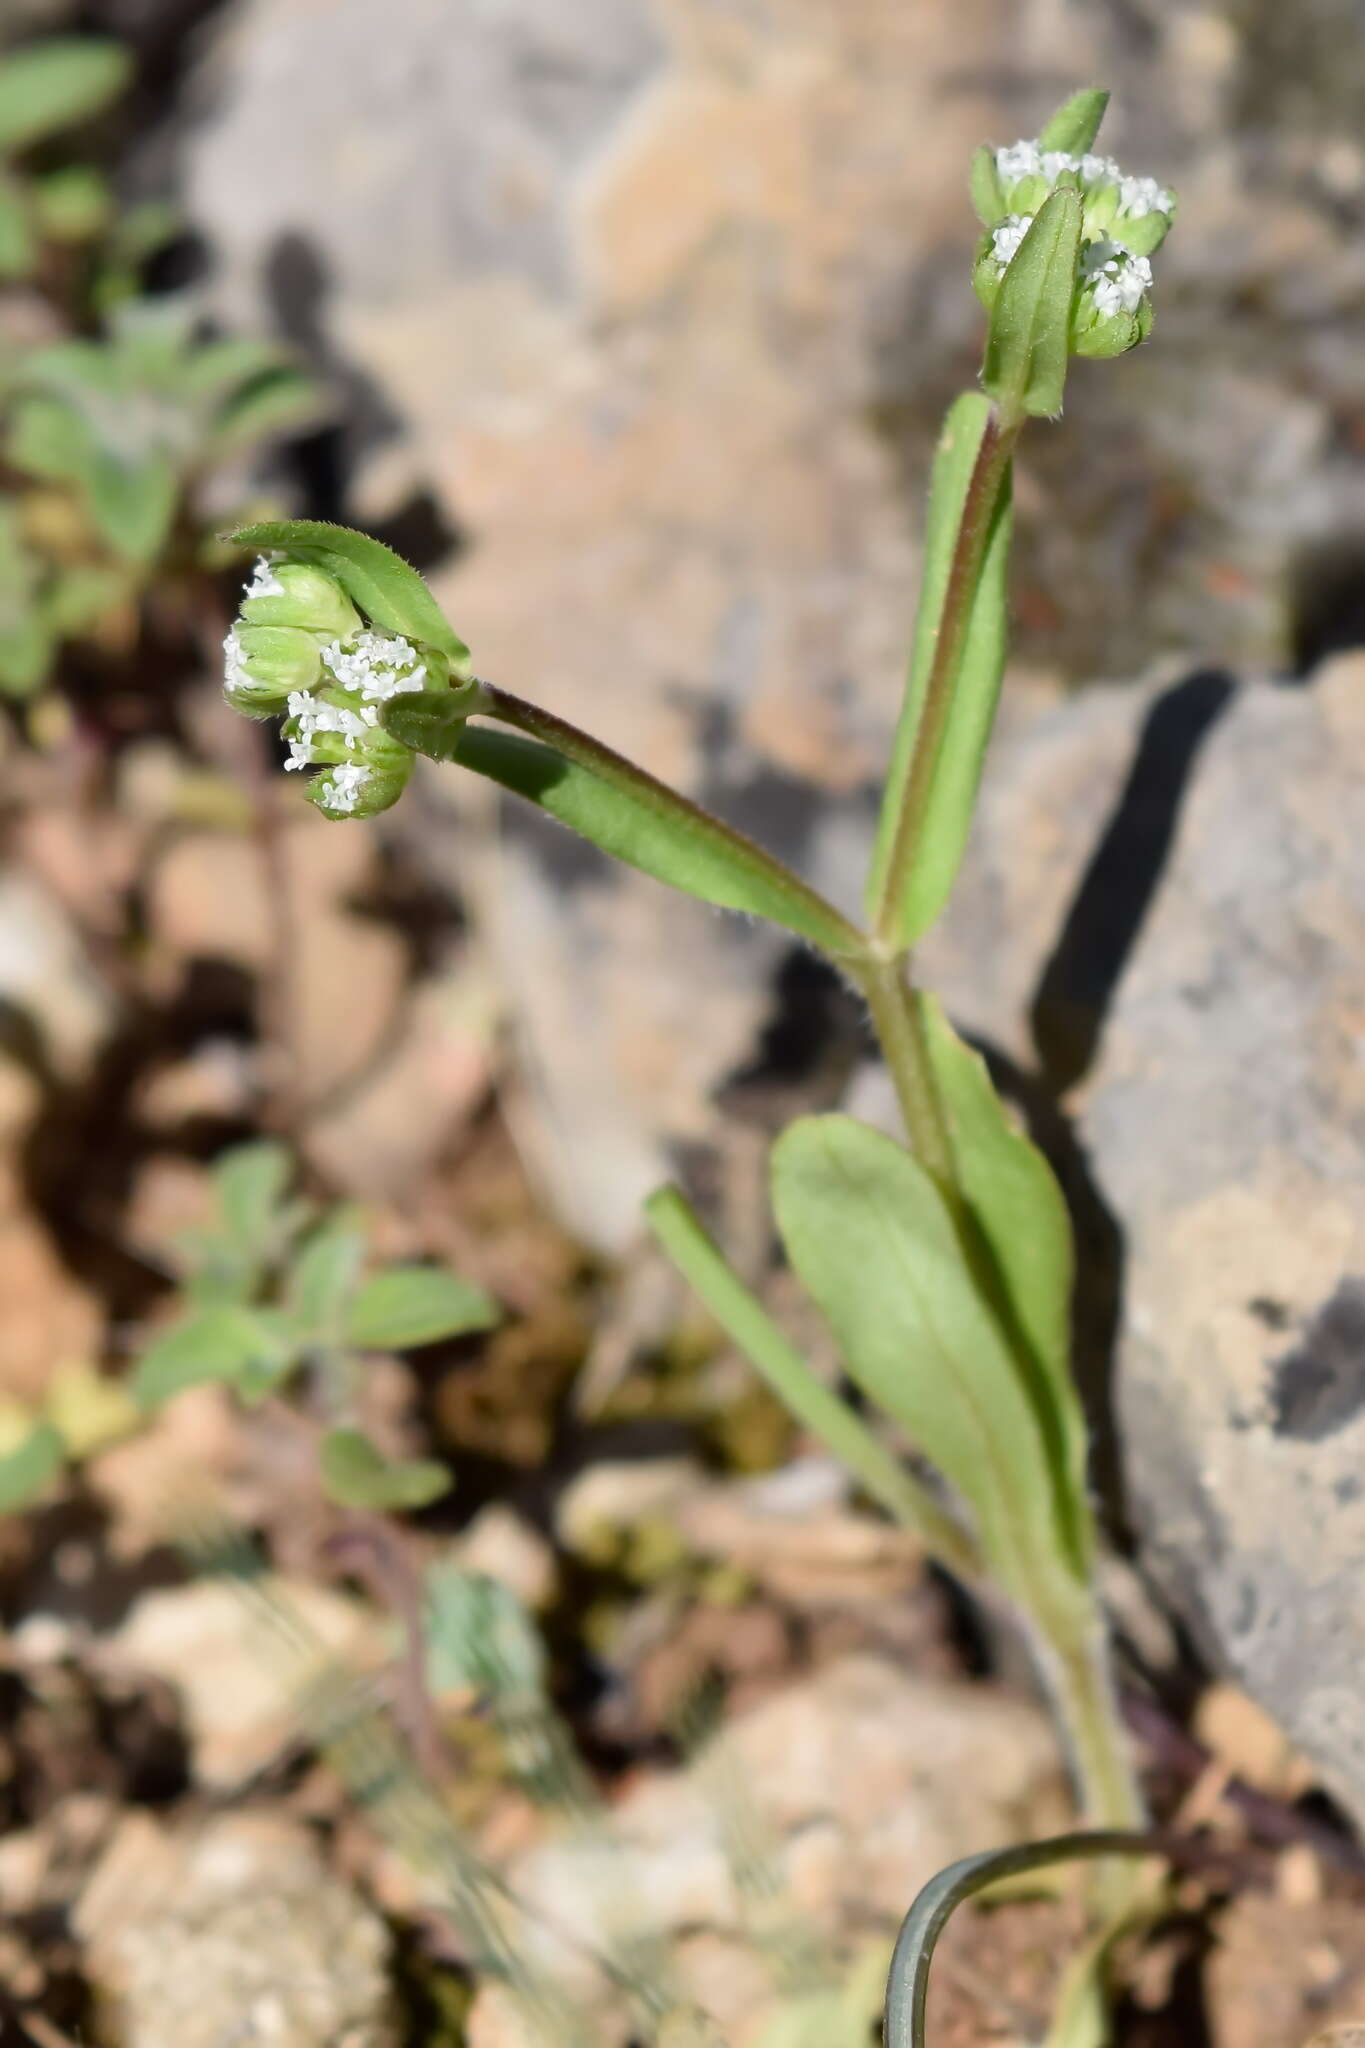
[852,948,955,1183]
[869,400,1023,951]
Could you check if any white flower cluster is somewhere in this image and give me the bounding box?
[1081,238,1153,317]
[314,762,371,814]
[243,554,284,601]
[283,690,377,770]
[994,141,1172,221]
[991,215,1034,268]
[222,625,250,695]
[281,629,424,773]
[319,632,424,702]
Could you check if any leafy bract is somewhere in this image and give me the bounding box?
[864,392,1012,946]
[983,188,1082,419]
[1037,88,1110,156]
[229,520,469,666]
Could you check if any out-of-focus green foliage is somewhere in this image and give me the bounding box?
[0,34,319,701]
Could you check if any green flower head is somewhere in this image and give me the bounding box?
[222,553,466,819]
[972,130,1174,360]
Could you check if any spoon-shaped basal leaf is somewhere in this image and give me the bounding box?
[229,519,470,667]
[385,688,866,959]
[919,994,1091,1575]
[645,1185,979,1579]
[864,391,1012,947]
[770,1114,1082,1606]
[983,187,1083,419]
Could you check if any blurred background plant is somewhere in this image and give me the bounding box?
[0,32,316,711]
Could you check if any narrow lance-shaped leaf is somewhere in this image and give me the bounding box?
[864,392,1012,946]
[919,994,1091,1574]
[645,1185,980,1579]
[230,519,470,667]
[385,686,867,960]
[770,1115,1085,1606]
[983,186,1083,419]
[0,39,132,154]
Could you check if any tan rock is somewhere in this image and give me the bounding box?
[103,1577,384,1789]
[78,1812,394,2048]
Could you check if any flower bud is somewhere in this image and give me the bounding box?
[237,556,361,638]
[223,623,323,715]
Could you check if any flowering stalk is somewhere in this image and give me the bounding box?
[217,88,1174,1880]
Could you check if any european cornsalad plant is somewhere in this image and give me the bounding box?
[218,91,1173,2043]
[0,34,315,701]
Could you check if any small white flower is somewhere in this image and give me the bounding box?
[223,627,248,695]
[319,763,371,814]
[1078,151,1120,186]
[996,139,1042,185]
[244,554,284,601]
[1081,239,1153,317]
[320,631,423,702]
[283,687,370,768]
[1116,173,1174,220]
[991,214,1034,269]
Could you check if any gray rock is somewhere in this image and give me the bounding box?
[1081,656,1365,1820]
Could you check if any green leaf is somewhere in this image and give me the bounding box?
[0,1421,65,1513]
[1037,88,1109,157]
[0,170,34,277]
[86,451,177,564]
[41,562,127,636]
[920,995,1090,1572]
[385,688,866,959]
[214,1140,294,1252]
[228,519,469,666]
[207,367,320,456]
[345,1266,499,1351]
[864,392,1012,946]
[770,1115,1081,1602]
[286,1212,366,1342]
[30,164,111,242]
[645,1185,978,1578]
[5,391,91,483]
[0,613,55,697]
[983,187,1082,419]
[319,1427,452,1511]
[0,39,132,154]
[133,1305,298,1408]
